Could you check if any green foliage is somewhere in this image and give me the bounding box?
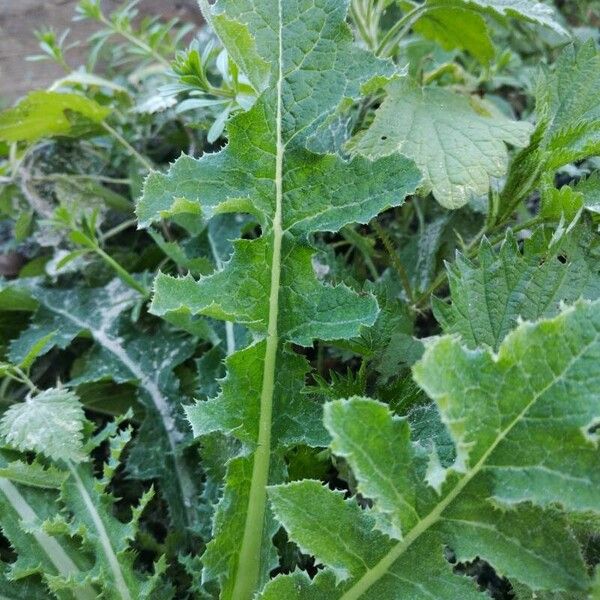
[265,300,600,598]
[0,1,599,598]
[139,2,421,596]
[0,92,110,143]
[350,79,532,208]
[433,222,600,349]
[0,404,169,600]
[0,388,86,462]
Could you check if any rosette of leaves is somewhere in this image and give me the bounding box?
[264,300,600,599]
[136,0,421,597]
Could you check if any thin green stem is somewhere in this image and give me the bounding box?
[101,122,154,171]
[10,367,39,394]
[350,2,376,50]
[342,226,379,280]
[372,219,414,303]
[99,15,171,68]
[375,4,429,56]
[100,218,138,242]
[34,173,131,185]
[93,246,148,296]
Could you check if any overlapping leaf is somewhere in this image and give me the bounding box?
[535,41,600,171]
[264,300,600,598]
[501,41,600,216]
[402,0,566,66]
[0,420,169,599]
[7,279,199,534]
[136,0,421,597]
[0,91,110,143]
[0,389,86,463]
[0,450,96,600]
[350,78,532,208]
[434,222,600,349]
[459,0,566,34]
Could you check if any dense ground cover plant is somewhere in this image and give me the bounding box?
[0,0,599,598]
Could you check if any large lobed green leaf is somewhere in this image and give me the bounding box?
[350,79,532,209]
[264,300,600,598]
[137,0,421,597]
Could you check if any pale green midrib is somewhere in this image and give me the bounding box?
[67,464,133,600]
[41,300,196,529]
[230,1,284,598]
[339,328,598,600]
[0,478,96,600]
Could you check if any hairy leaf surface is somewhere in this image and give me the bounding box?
[7,280,199,535]
[0,389,86,463]
[501,42,600,216]
[434,223,600,349]
[264,301,600,598]
[137,0,421,597]
[350,79,532,208]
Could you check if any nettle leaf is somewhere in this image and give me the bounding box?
[433,222,600,350]
[536,41,600,171]
[137,0,421,597]
[0,91,110,144]
[8,280,200,535]
[574,172,600,215]
[350,78,532,209]
[265,300,600,598]
[0,388,86,463]
[501,42,600,214]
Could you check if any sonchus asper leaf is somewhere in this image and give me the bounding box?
[0,450,97,600]
[264,300,600,599]
[137,0,421,597]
